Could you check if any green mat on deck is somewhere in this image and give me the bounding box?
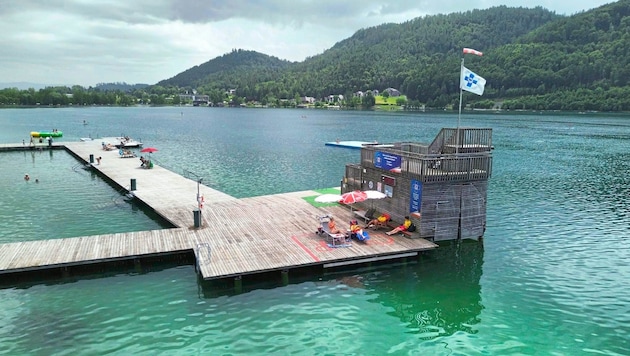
[302,188,341,207]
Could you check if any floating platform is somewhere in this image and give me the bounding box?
[31,131,63,138]
[325,141,391,149]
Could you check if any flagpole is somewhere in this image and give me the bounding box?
[457,57,464,154]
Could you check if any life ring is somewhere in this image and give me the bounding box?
[198,195,204,209]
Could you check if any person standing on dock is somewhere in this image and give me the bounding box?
[96,156,102,165]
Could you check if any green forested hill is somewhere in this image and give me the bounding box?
[157,6,559,105]
[160,1,630,111]
[157,49,291,88]
[485,0,630,110]
[3,3,629,110]
[285,5,559,102]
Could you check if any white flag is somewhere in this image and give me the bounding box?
[460,66,486,95]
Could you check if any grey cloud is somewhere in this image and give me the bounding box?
[0,0,613,86]
[0,0,611,29]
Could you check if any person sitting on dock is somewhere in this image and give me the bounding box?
[386,216,412,236]
[349,220,362,237]
[350,220,369,241]
[328,217,342,234]
[140,156,147,167]
[366,213,391,229]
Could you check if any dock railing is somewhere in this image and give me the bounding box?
[358,128,492,183]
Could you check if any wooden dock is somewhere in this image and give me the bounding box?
[0,141,438,281]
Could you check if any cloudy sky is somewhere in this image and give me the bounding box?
[0,0,613,87]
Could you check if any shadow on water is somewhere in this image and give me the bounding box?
[0,253,195,289]
[361,240,484,337]
[198,239,484,338]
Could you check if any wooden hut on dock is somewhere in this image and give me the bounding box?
[342,128,492,241]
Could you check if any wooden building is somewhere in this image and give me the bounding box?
[342,128,493,241]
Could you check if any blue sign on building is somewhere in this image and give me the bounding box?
[410,179,422,214]
[374,151,401,171]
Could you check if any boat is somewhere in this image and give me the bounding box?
[116,138,143,148]
[31,131,63,138]
[325,140,393,149]
[101,136,143,148]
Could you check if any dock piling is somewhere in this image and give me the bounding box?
[281,270,289,286]
[193,209,201,228]
[234,276,242,294]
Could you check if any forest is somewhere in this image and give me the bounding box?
[2,1,630,112]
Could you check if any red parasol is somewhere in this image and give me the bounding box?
[339,190,368,205]
[140,147,158,153]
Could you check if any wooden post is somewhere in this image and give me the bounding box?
[61,267,70,279]
[234,275,242,294]
[281,270,289,286]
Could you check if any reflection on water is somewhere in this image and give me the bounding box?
[365,241,484,338]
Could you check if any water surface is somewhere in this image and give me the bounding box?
[0,107,628,354]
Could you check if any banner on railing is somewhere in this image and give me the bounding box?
[410,179,422,215]
[374,151,401,172]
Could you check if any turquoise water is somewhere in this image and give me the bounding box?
[0,150,169,243]
[1,107,629,354]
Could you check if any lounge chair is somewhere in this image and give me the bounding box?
[353,208,376,224]
[366,212,391,230]
[119,149,136,158]
[316,215,350,247]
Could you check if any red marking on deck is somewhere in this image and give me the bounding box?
[291,235,320,262]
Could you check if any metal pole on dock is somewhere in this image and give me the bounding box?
[457,57,464,155]
[193,178,203,228]
[184,170,205,228]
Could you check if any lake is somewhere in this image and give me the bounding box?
[0,107,628,354]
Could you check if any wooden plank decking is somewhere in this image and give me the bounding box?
[0,141,438,280]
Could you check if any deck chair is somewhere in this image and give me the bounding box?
[353,207,376,224]
[317,215,350,247]
[367,212,391,230]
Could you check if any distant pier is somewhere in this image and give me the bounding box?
[0,140,437,283]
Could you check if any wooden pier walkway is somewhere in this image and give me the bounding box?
[0,141,437,280]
